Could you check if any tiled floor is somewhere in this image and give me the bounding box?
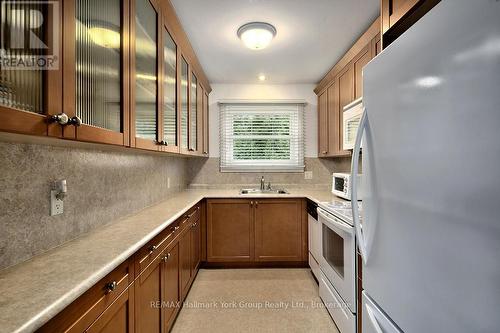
[171,268,339,333]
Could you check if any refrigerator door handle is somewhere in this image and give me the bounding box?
[351,108,368,263]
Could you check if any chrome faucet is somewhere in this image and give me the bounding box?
[260,176,265,190]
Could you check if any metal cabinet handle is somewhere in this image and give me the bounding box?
[188,148,195,152]
[68,116,82,127]
[174,226,180,231]
[250,201,253,206]
[105,281,117,293]
[255,201,258,208]
[148,245,158,254]
[48,113,82,127]
[321,151,327,154]
[162,253,171,262]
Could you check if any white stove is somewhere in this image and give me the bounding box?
[318,200,362,226]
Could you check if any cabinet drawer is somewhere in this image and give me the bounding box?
[38,259,133,333]
[135,220,181,275]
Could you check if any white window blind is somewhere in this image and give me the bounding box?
[219,102,305,172]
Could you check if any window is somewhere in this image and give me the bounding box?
[219,102,305,172]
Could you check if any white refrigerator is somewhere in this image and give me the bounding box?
[350,0,500,332]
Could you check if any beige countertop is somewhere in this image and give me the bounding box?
[0,189,341,333]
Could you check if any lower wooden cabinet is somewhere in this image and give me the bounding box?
[206,199,254,262]
[254,200,305,262]
[39,203,201,333]
[163,243,180,332]
[87,285,135,333]
[206,199,306,264]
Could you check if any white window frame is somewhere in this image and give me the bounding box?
[219,100,306,173]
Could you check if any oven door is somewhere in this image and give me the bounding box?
[318,207,356,313]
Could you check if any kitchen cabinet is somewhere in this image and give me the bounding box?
[354,45,372,100]
[318,91,329,156]
[162,242,180,332]
[38,260,134,333]
[161,26,180,153]
[39,202,202,333]
[202,91,210,156]
[327,82,341,155]
[206,199,306,264]
[0,0,60,138]
[254,200,305,262]
[134,252,162,332]
[86,284,135,333]
[381,0,440,48]
[207,199,254,262]
[0,0,211,158]
[338,64,355,153]
[130,0,161,151]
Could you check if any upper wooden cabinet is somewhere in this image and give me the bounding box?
[0,0,210,157]
[0,0,62,138]
[315,18,380,158]
[381,0,440,48]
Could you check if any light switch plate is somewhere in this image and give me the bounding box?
[50,190,64,216]
[304,171,313,180]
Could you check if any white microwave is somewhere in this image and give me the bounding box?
[343,97,363,150]
[332,173,362,201]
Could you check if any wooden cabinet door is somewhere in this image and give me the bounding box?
[254,199,304,262]
[179,226,191,299]
[87,284,135,333]
[130,0,162,151]
[202,91,209,156]
[338,64,355,153]
[327,82,340,155]
[162,242,179,332]
[354,45,372,100]
[206,199,254,262]
[0,1,63,138]
[190,216,201,273]
[134,254,162,333]
[318,91,329,156]
[61,0,130,145]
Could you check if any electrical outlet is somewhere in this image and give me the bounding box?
[304,171,313,180]
[167,177,171,189]
[50,190,64,216]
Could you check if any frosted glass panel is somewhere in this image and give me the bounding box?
[0,2,44,114]
[163,29,177,146]
[135,0,157,140]
[180,57,188,149]
[190,73,197,150]
[76,0,121,132]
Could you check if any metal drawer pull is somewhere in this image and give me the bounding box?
[105,281,117,293]
[162,253,171,262]
[148,245,158,254]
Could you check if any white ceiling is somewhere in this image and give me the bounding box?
[170,0,379,84]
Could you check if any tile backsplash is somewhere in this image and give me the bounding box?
[187,157,352,189]
[0,141,188,270]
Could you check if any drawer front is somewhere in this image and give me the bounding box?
[38,260,133,333]
[135,221,180,275]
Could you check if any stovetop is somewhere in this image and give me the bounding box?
[318,200,362,225]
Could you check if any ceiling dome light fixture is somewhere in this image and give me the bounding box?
[237,22,277,50]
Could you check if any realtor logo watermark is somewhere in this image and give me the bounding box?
[0,0,59,70]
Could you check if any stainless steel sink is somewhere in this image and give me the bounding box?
[239,188,289,195]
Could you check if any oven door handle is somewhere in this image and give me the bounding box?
[317,208,354,234]
[351,108,369,264]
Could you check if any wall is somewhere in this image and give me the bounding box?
[0,138,188,270]
[188,83,352,189]
[208,83,318,158]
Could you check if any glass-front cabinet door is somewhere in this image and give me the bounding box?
[189,72,198,152]
[131,0,160,150]
[180,56,189,152]
[162,27,178,153]
[69,0,129,144]
[0,1,62,137]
